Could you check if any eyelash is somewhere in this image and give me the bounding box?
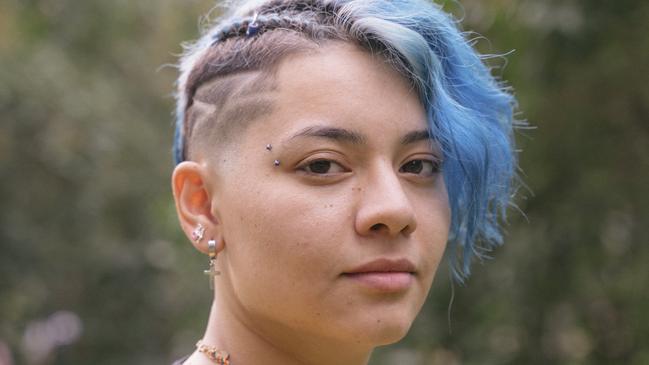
[297,159,349,176]
[399,158,442,177]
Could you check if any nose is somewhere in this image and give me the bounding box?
[354,163,417,237]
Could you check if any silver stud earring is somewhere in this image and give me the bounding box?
[191,223,205,243]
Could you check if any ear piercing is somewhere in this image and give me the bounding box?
[204,239,221,290]
[192,223,205,243]
[193,225,221,290]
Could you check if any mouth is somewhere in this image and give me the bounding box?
[342,258,416,292]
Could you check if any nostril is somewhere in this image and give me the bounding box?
[369,222,415,236]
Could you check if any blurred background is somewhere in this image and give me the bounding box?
[0,0,647,364]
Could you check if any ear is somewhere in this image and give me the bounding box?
[172,161,225,255]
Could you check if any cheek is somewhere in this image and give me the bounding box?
[412,187,451,278]
[220,180,352,314]
[230,186,349,256]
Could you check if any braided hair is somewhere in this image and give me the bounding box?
[174,0,521,282]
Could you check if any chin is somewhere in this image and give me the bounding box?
[371,319,415,346]
[344,312,416,347]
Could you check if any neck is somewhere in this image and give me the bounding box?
[184,295,373,365]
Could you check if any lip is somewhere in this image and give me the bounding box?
[342,258,416,292]
[345,258,416,274]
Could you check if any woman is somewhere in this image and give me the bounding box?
[170,0,518,364]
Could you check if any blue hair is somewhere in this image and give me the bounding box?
[174,0,520,282]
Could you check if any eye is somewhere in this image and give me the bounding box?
[299,159,347,175]
[399,159,441,176]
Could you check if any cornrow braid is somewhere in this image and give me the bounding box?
[254,0,341,16]
[210,11,331,45]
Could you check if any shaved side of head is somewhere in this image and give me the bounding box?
[185,70,278,161]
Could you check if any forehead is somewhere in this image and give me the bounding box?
[263,43,427,143]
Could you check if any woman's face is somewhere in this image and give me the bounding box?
[205,43,450,347]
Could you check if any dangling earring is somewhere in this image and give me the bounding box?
[191,223,205,243]
[204,239,220,290]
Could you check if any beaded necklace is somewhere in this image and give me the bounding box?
[196,340,231,365]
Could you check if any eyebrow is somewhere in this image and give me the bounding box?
[288,126,367,144]
[287,126,432,146]
[400,130,432,145]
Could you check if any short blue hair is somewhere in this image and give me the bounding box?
[174,0,521,282]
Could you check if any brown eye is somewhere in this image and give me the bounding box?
[301,159,346,175]
[400,159,440,176]
[308,160,332,174]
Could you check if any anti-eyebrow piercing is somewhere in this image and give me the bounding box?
[274,160,280,166]
[266,144,272,151]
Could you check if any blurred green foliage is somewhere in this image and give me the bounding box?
[1,0,647,364]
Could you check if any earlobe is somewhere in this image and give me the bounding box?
[172,161,223,255]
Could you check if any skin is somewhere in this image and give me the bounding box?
[172,42,451,365]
